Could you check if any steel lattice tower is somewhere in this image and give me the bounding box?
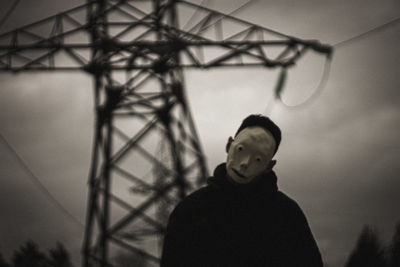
[0,0,332,266]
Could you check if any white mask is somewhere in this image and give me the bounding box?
[226,126,276,184]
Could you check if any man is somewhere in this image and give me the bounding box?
[161,114,323,267]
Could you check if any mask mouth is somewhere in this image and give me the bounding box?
[232,168,247,179]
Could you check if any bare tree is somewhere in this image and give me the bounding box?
[47,242,74,267]
[12,240,48,267]
[345,225,387,267]
[0,252,11,267]
[11,240,74,267]
[388,223,400,267]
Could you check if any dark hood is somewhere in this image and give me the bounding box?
[206,163,278,197]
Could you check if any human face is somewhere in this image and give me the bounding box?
[226,126,276,184]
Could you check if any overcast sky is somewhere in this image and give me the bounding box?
[0,0,400,266]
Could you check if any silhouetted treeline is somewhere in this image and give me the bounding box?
[1,240,149,267]
[346,223,400,267]
[0,240,73,267]
[0,252,11,267]
[389,224,400,267]
[5,226,398,267]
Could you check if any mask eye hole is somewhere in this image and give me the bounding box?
[237,146,243,151]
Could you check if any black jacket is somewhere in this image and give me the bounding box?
[161,163,323,267]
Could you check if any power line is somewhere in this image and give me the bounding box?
[0,0,21,29]
[186,0,258,36]
[0,133,85,229]
[333,16,400,48]
[182,0,210,31]
[225,0,256,18]
[270,15,400,112]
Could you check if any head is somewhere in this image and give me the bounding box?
[226,115,281,184]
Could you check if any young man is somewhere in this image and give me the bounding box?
[161,114,323,267]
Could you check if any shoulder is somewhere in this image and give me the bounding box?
[275,191,300,207]
[182,184,217,205]
[274,191,308,221]
[169,184,217,218]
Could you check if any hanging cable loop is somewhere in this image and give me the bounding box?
[277,54,332,109]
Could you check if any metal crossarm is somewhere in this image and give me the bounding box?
[0,0,331,72]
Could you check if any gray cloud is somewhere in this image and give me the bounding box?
[0,1,399,267]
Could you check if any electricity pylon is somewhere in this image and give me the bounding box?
[0,0,332,266]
